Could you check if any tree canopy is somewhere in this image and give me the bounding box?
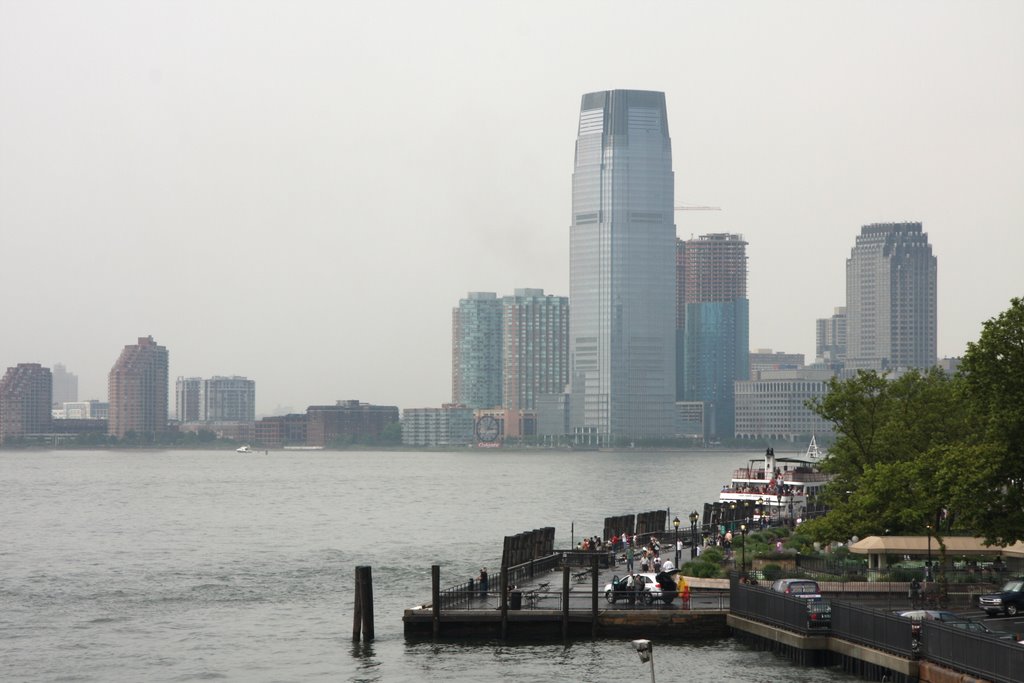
[803,298,1024,547]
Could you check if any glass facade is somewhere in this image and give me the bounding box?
[569,90,676,442]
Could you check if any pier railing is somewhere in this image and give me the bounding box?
[436,551,615,609]
[730,581,830,634]
[829,600,916,658]
[920,621,1024,683]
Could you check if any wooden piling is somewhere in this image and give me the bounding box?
[562,562,570,642]
[431,565,441,639]
[500,566,509,640]
[591,554,599,638]
[353,565,375,642]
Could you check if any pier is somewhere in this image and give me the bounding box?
[403,514,1024,683]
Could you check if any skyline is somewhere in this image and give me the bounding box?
[2,2,1022,414]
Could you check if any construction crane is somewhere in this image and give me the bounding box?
[674,205,721,211]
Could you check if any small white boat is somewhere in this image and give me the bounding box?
[236,445,253,453]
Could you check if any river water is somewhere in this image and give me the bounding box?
[1,449,859,682]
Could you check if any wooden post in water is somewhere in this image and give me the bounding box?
[562,562,571,642]
[591,554,599,638]
[431,565,441,639]
[352,566,363,641]
[353,565,375,642]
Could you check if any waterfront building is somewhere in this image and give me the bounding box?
[199,376,255,422]
[749,349,805,381]
[815,307,847,365]
[677,233,750,439]
[734,368,835,441]
[845,222,937,371]
[51,363,78,406]
[452,292,503,409]
[569,89,676,444]
[501,288,569,413]
[0,363,52,444]
[175,377,202,422]
[535,393,570,445]
[401,404,474,447]
[254,414,307,449]
[305,400,399,448]
[107,336,169,439]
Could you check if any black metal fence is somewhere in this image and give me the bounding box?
[920,621,1024,683]
[829,600,916,658]
[730,581,830,634]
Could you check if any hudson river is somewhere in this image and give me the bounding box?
[1,449,859,682]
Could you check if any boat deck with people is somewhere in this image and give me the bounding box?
[719,438,830,520]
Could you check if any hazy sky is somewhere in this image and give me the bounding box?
[2,1,1022,415]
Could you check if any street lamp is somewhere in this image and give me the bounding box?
[776,492,783,526]
[739,523,748,574]
[729,501,736,530]
[632,639,655,683]
[925,523,934,581]
[689,510,699,559]
[672,516,681,568]
[756,497,764,528]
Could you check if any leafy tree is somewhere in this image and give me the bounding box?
[950,297,1024,545]
[803,368,966,541]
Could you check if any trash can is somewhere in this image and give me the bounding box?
[510,590,522,610]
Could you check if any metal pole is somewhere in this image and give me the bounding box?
[649,647,656,683]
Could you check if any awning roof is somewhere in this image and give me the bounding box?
[848,536,1024,558]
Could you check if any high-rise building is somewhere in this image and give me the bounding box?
[0,363,52,444]
[677,233,750,439]
[199,376,255,422]
[845,223,937,371]
[501,288,569,413]
[175,377,202,422]
[569,89,676,443]
[51,363,78,406]
[108,336,169,439]
[815,307,847,364]
[452,292,503,409]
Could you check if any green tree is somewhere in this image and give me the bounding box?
[803,368,966,542]
[949,297,1024,545]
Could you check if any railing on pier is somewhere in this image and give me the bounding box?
[729,580,830,635]
[829,600,916,658]
[921,621,1024,683]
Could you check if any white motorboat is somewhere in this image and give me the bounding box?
[236,445,253,453]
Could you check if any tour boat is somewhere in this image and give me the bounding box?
[718,438,830,520]
[236,445,253,453]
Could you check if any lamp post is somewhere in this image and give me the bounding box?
[672,516,681,568]
[740,523,748,574]
[729,501,737,530]
[777,492,783,526]
[689,510,699,559]
[926,523,933,581]
[756,497,764,529]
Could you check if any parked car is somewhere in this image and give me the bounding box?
[897,609,962,639]
[978,579,1024,617]
[770,578,831,628]
[771,578,821,599]
[604,570,680,605]
[946,619,994,634]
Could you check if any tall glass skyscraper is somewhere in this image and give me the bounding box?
[569,89,676,443]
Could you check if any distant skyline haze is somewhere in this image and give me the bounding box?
[1,1,1021,414]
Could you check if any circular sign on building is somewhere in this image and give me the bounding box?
[475,415,501,444]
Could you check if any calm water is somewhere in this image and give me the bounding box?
[1,449,859,682]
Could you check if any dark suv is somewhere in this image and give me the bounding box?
[979,579,1024,617]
